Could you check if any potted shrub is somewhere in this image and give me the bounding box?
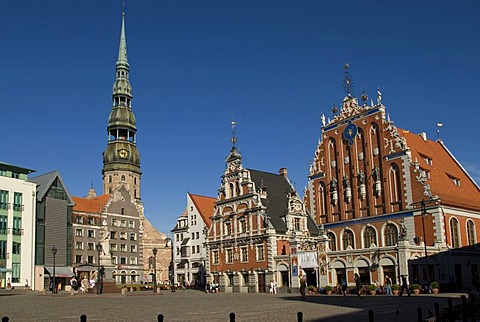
[391,284,400,295]
[368,284,377,295]
[430,282,439,294]
[307,285,316,295]
[324,285,333,295]
[411,283,421,295]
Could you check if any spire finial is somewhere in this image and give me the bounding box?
[343,63,354,96]
[122,0,126,15]
[230,119,237,147]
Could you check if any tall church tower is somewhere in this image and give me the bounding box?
[102,12,141,199]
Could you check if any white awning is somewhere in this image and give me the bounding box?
[44,266,73,278]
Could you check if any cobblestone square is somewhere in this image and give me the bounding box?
[0,289,464,322]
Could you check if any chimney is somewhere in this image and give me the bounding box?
[419,132,427,141]
[279,168,288,178]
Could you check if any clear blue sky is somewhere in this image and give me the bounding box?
[2,1,479,233]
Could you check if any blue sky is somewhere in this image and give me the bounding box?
[2,1,480,233]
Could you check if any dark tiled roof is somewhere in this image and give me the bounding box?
[249,169,318,235]
[30,171,74,205]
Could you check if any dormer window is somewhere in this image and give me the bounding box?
[447,174,461,187]
[419,153,433,166]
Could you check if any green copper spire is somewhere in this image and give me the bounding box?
[117,12,129,67]
[103,10,141,199]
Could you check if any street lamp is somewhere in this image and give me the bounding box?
[51,246,57,294]
[96,242,103,295]
[165,236,175,292]
[152,247,158,293]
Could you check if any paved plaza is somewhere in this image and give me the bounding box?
[0,289,464,322]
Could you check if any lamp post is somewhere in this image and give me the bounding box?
[152,247,158,293]
[96,242,103,295]
[165,236,175,292]
[51,246,57,294]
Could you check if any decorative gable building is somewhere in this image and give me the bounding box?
[206,126,321,293]
[305,79,480,290]
[72,186,144,290]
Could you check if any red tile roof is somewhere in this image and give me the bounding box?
[72,194,110,214]
[402,130,480,211]
[188,192,216,227]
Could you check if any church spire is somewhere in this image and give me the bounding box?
[102,9,141,199]
[117,12,129,67]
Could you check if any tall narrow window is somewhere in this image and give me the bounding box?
[256,245,265,261]
[384,224,398,246]
[450,218,460,248]
[342,229,354,249]
[363,227,377,248]
[13,192,22,211]
[327,232,336,251]
[467,220,476,246]
[0,190,9,209]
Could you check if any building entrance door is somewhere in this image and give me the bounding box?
[258,273,266,292]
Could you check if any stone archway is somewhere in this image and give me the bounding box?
[277,263,290,288]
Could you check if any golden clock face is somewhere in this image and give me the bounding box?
[119,149,128,158]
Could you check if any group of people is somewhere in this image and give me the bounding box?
[299,273,412,299]
[70,276,92,293]
[206,282,218,293]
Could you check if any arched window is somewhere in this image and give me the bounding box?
[363,227,376,248]
[342,229,354,249]
[327,232,336,251]
[121,175,125,182]
[450,217,460,248]
[467,220,476,246]
[109,175,112,183]
[229,183,235,198]
[388,164,403,210]
[384,224,398,246]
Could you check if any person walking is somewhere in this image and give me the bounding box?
[299,276,307,299]
[354,273,362,299]
[341,278,347,296]
[399,276,410,296]
[384,275,392,296]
